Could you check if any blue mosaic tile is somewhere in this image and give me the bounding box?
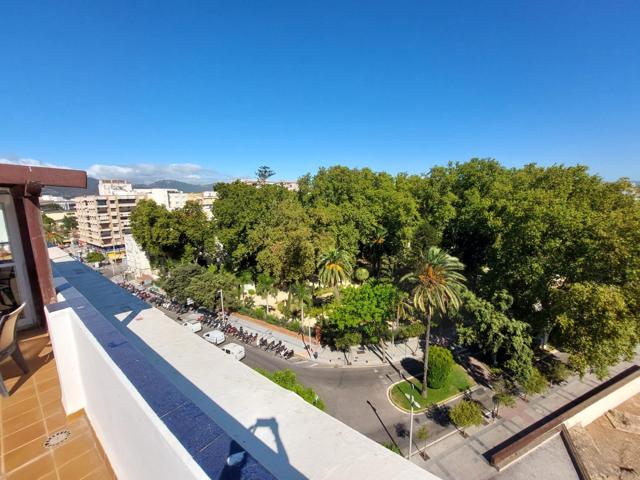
[50,260,276,480]
[162,401,226,452]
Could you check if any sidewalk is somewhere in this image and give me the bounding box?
[227,313,423,367]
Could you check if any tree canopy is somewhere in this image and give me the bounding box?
[129,160,640,376]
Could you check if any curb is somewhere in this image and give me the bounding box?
[386,377,482,414]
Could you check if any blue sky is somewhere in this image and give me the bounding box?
[1,1,639,183]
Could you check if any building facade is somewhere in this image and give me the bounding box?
[74,189,137,258]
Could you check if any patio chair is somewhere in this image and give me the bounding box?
[0,303,28,396]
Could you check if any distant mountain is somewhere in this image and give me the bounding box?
[43,177,99,198]
[43,178,213,198]
[132,180,212,193]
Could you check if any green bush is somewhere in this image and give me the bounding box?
[256,368,325,410]
[449,400,483,431]
[542,359,571,384]
[427,346,454,389]
[520,367,549,399]
[85,251,105,264]
[382,442,401,455]
[354,267,370,282]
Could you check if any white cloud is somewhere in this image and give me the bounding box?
[87,162,228,184]
[0,157,67,168]
[0,156,229,185]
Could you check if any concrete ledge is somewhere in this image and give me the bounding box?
[488,365,640,470]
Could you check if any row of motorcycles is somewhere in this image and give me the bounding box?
[119,282,190,314]
[203,314,295,359]
[118,283,296,360]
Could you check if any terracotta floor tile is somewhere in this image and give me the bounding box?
[3,434,48,472]
[33,367,58,384]
[40,399,65,419]
[37,387,62,407]
[57,449,103,480]
[1,384,37,406]
[5,452,55,480]
[36,378,60,394]
[81,465,112,479]
[2,395,40,421]
[2,406,43,435]
[44,411,67,434]
[2,420,47,453]
[52,431,95,467]
[38,472,58,480]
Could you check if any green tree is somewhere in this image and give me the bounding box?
[291,281,311,321]
[427,346,453,389]
[318,248,354,299]
[554,282,637,378]
[256,273,277,314]
[85,251,105,264]
[449,400,483,433]
[401,247,466,397]
[42,214,64,245]
[492,377,516,418]
[416,424,430,451]
[164,264,204,303]
[334,332,362,364]
[61,214,78,233]
[185,266,240,311]
[455,290,534,382]
[256,165,275,184]
[519,368,548,400]
[324,282,397,360]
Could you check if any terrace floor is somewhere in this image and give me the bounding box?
[0,329,114,479]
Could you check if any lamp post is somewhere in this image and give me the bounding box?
[218,289,224,318]
[409,381,414,459]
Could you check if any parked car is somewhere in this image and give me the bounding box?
[182,320,202,333]
[221,343,245,361]
[203,330,225,345]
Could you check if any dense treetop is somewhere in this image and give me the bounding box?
[131,159,640,377]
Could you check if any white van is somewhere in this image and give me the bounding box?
[182,320,202,333]
[222,343,245,361]
[203,330,225,345]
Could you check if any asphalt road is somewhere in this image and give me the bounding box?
[241,339,446,452]
[157,303,443,454]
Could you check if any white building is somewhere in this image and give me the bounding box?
[124,234,153,279]
[98,179,134,196]
[74,183,138,258]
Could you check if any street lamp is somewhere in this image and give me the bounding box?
[218,289,224,318]
[409,381,415,459]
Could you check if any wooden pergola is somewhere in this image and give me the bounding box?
[0,164,87,326]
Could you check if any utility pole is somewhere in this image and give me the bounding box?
[219,289,224,318]
[302,300,311,342]
[409,381,414,459]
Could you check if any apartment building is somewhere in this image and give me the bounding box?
[74,188,137,258]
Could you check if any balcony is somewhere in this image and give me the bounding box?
[0,331,115,479]
[5,247,432,479]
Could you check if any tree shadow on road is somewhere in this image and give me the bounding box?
[426,404,451,427]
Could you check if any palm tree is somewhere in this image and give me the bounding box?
[318,248,353,299]
[401,247,466,397]
[42,216,64,245]
[256,274,277,315]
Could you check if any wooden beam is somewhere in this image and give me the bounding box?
[0,165,87,188]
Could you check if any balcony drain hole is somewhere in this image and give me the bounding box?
[44,430,71,448]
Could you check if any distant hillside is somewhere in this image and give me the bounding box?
[133,180,212,193]
[43,178,212,198]
[43,177,99,198]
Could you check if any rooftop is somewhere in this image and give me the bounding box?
[42,247,434,479]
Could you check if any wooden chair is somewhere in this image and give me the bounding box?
[0,303,28,396]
